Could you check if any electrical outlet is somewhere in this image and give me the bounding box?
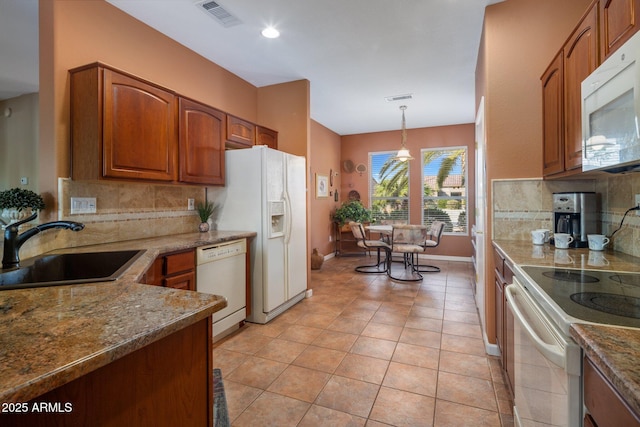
[188,198,195,211]
[636,194,640,215]
[329,235,333,242]
[70,197,96,214]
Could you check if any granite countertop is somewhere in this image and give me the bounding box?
[570,323,640,416]
[0,230,256,404]
[493,239,640,415]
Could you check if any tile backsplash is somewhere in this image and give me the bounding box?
[493,175,640,257]
[0,178,205,262]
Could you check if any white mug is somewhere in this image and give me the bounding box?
[588,234,610,251]
[554,233,574,249]
[531,230,546,245]
[534,229,550,243]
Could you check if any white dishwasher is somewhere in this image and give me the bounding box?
[197,239,247,341]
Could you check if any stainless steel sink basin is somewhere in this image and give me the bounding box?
[0,249,145,291]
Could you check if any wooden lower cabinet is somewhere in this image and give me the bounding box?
[492,243,514,394]
[583,355,640,427]
[1,318,213,427]
[143,249,195,291]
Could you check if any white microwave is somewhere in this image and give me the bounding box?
[582,30,640,173]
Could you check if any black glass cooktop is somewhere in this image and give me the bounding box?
[520,266,640,329]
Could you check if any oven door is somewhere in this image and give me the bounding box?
[506,279,582,427]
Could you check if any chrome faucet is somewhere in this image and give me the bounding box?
[2,213,85,269]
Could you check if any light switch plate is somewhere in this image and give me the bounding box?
[71,197,96,214]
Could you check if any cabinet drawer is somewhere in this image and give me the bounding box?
[165,250,195,275]
[164,271,195,291]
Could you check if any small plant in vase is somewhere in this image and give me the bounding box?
[0,188,46,225]
[196,201,217,232]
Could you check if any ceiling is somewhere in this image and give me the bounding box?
[1,0,502,136]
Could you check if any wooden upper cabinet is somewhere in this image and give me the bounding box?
[71,64,178,182]
[256,125,278,149]
[542,52,565,176]
[226,115,255,148]
[179,97,226,185]
[563,3,599,172]
[601,0,640,59]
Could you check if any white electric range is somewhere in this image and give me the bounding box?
[508,264,640,427]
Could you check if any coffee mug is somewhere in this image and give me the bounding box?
[534,229,550,243]
[531,230,546,245]
[588,234,610,251]
[554,233,574,249]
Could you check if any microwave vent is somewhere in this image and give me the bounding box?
[197,1,242,27]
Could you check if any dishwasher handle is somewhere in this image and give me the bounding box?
[505,283,566,369]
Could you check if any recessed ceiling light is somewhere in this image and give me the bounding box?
[261,27,280,39]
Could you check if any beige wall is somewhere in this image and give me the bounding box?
[341,123,475,258]
[309,120,342,257]
[476,0,601,344]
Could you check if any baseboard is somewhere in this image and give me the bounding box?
[323,252,336,261]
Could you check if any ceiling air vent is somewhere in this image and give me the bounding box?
[385,94,413,102]
[196,0,242,28]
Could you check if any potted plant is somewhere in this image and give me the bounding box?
[332,200,374,229]
[0,188,46,224]
[196,201,217,232]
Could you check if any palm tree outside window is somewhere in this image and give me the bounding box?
[369,151,410,223]
[422,147,467,234]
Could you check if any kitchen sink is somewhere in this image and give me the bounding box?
[0,249,145,291]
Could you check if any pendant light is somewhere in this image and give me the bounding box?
[393,105,414,162]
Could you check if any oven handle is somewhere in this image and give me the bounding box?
[505,283,565,369]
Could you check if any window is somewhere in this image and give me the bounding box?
[369,151,409,223]
[422,147,467,234]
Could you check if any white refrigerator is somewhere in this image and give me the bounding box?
[212,146,308,324]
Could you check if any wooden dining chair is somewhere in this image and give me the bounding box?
[389,224,428,282]
[417,220,445,273]
[349,222,392,274]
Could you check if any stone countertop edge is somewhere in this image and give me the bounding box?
[570,323,640,416]
[492,239,640,415]
[0,230,256,404]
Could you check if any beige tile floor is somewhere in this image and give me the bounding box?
[213,255,514,426]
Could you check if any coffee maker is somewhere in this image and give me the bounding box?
[552,192,598,248]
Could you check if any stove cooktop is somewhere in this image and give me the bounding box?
[519,266,640,329]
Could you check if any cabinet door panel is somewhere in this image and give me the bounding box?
[103,69,177,181]
[541,54,565,176]
[256,126,278,149]
[179,98,225,185]
[563,5,598,171]
[601,0,640,58]
[226,115,255,148]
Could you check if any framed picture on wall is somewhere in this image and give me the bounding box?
[316,174,328,198]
